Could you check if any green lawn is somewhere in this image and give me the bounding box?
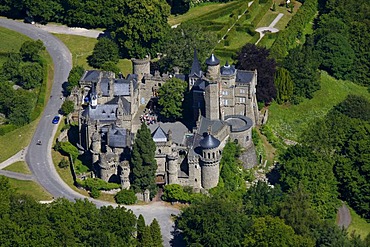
[3,161,31,174]
[168,2,237,26]
[0,27,32,53]
[347,207,370,239]
[6,177,53,201]
[267,72,370,141]
[53,33,133,76]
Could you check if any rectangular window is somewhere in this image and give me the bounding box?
[224,99,228,106]
[222,91,228,96]
[240,89,246,94]
[239,97,246,103]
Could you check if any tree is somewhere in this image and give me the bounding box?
[20,40,45,62]
[157,78,187,120]
[60,100,74,115]
[88,38,119,68]
[158,23,217,73]
[19,62,43,89]
[274,67,293,104]
[130,123,157,195]
[219,141,245,191]
[282,36,321,100]
[137,214,146,245]
[167,0,190,15]
[316,32,355,80]
[243,181,283,217]
[114,189,137,205]
[150,219,163,247]
[1,53,21,82]
[243,216,312,247]
[161,184,191,203]
[279,145,339,219]
[236,43,277,103]
[8,90,34,126]
[101,61,120,75]
[66,65,84,95]
[334,94,370,122]
[176,197,249,246]
[111,0,171,59]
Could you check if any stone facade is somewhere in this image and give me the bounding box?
[74,51,258,192]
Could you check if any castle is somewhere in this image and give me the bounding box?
[72,51,259,192]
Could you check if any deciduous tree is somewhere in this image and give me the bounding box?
[88,38,119,69]
[157,78,187,120]
[236,43,277,103]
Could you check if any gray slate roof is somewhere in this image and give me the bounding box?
[83,104,117,121]
[149,122,189,145]
[198,116,224,136]
[205,54,220,66]
[190,49,203,78]
[221,61,236,76]
[81,70,100,83]
[199,134,220,149]
[152,126,168,142]
[225,115,253,132]
[236,70,254,84]
[108,125,128,148]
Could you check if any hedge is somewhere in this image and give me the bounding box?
[251,0,273,27]
[269,0,318,60]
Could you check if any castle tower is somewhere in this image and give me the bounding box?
[91,131,100,164]
[205,81,220,120]
[205,54,220,81]
[199,132,221,189]
[132,56,150,82]
[99,151,118,182]
[167,153,178,185]
[120,160,131,189]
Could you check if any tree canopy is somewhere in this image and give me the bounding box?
[236,44,277,103]
[158,23,217,73]
[88,38,119,69]
[157,78,187,120]
[110,0,171,59]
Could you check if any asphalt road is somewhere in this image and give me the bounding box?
[0,18,179,246]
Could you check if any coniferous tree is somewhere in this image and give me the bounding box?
[274,67,293,104]
[137,214,146,244]
[150,218,163,247]
[130,123,157,195]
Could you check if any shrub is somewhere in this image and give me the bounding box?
[90,187,101,198]
[162,184,191,203]
[115,189,137,205]
[58,158,69,169]
[81,178,121,191]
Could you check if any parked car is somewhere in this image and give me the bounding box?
[52,116,60,124]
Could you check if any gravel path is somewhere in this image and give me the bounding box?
[337,204,351,229]
[0,170,35,180]
[255,13,284,44]
[35,23,103,38]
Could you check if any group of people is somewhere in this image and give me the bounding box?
[140,109,157,125]
[140,113,157,125]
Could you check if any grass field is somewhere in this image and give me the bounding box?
[168,2,237,26]
[347,207,370,239]
[3,161,31,174]
[267,71,370,141]
[53,34,133,76]
[6,177,53,201]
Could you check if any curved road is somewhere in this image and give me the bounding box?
[0,18,178,247]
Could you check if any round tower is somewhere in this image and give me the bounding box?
[167,153,178,185]
[199,133,221,189]
[205,54,220,81]
[90,131,100,164]
[132,56,150,82]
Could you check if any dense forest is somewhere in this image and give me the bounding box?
[0,176,163,246]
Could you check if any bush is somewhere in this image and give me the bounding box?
[80,178,121,191]
[90,187,101,198]
[60,100,74,115]
[162,184,191,203]
[58,158,69,169]
[115,189,137,205]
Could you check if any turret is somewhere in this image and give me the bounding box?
[199,132,221,189]
[120,160,131,189]
[205,54,220,81]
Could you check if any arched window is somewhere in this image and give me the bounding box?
[208,153,210,159]
[213,152,215,159]
[158,149,162,154]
